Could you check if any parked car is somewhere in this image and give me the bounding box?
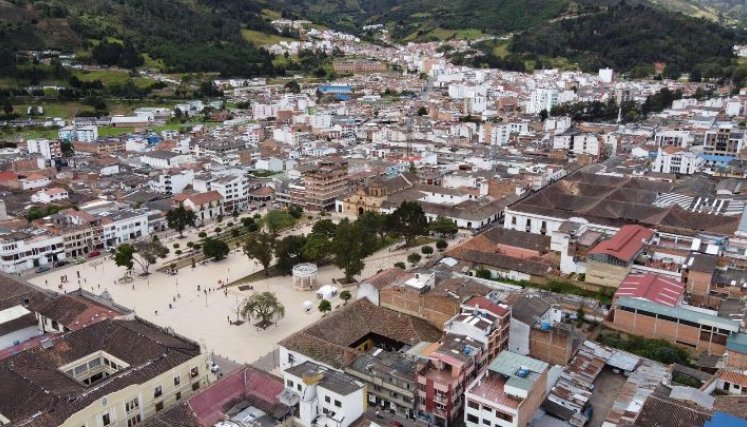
[88,250,101,258]
[54,260,69,267]
[35,265,51,274]
[73,257,86,265]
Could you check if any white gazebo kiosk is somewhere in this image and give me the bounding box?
[292,263,318,291]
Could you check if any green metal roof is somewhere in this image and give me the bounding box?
[488,351,548,391]
[616,297,740,332]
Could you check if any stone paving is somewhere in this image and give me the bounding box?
[27,224,449,365]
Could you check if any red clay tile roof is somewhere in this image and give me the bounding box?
[615,274,685,307]
[588,225,654,263]
[464,296,509,317]
[362,268,413,290]
[718,369,747,388]
[188,366,284,426]
[279,298,441,369]
[174,191,222,205]
[0,171,18,181]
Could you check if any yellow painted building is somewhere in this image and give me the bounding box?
[0,318,208,427]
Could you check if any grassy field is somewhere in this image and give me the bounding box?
[72,70,153,88]
[241,29,296,46]
[141,53,166,71]
[492,41,510,58]
[260,8,281,20]
[404,27,485,42]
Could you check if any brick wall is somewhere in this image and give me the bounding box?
[529,328,575,366]
[380,288,460,330]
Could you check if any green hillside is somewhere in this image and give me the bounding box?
[266,0,575,38]
[268,0,746,75]
[0,0,286,76]
[509,3,743,75]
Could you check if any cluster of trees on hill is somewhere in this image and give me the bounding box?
[509,3,744,76]
[0,0,285,78]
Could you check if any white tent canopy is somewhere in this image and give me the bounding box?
[316,285,339,300]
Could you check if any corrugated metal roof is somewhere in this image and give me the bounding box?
[616,297,740,332]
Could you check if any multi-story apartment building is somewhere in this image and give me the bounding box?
[704,124,745,158]
[345,348,417,418]
[281,361,366,427]
[194,174,250,214]
[464,351,549,427]
[304,158,349,211]
[654,130,693,148]
[98,209,151,248]
[148,170,194,195]
[0,317,208,427]
[444,296,511,370]
[417,334,483,427]
[58,125,98,142]
[652,147,703,175]
[27,138,61,160]
[526,89,558,114]
[0,228,65,274]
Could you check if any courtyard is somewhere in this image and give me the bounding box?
[28,226,438,365]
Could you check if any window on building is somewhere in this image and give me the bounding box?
[324,395,331,403]
[495,411,513,422]
[467,414,479,424]
[127,415,142,427]
[482,419,491,426]
[125,397,139,413]
[174,376,181,386]
[155,402,164,412]
[192,382,200,391]
[297,384,302,391]
[190,367,199,378]
[334,400,341,408]
[154,385,162,398]
[102,414,111,426]
[176,392,182,401]
[467,401,479,410]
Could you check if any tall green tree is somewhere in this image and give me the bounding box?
[332,219,365,283]
[135,240,169,274]
[203,238,230,261]
[429,216,459,238]
[240,291,285,328]
[302,233,331,263]
[358,211,390,242]
[166,206,197,238]
[390,201,428,247]
[312,219,337,238]
[114,244,135,275]
[275,235,307,274]
[244,233,275,275]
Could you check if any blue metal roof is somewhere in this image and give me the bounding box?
[726,332,747,354]
[705,412,747,427]
[702,155,735,163]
